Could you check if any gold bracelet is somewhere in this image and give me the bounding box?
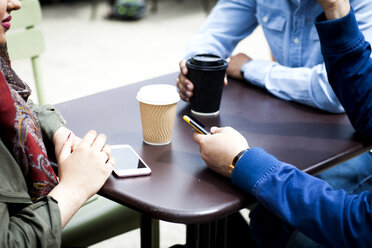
[229,149,249,175]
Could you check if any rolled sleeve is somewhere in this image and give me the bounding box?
[241,59,276,88]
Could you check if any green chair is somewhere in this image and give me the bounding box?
[7,0,46,105]
[62,195,160,248]
[7,1,160,246]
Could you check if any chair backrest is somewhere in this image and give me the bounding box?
[8,0,45,59]
[7,0,46,104]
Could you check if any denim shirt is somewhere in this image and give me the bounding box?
[185,0,372,113]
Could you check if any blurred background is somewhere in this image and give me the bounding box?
[11,0,270,105]
[11,0,269,246]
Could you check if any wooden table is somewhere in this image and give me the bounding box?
[56,72,370,247]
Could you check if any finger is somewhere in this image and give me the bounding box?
[177,81,190,97]
[179,60,188,75]
[184,77,194,91]
[104,158,115,175]
[210,126,218,134]
[72,136,82,152]
[55,130,72,158]
[101,145,112,163]
[177,75,188,93]
[177,76,193,101]
[91,133,107,152]
[102,144,112,154]
[178,70,194,90]
[224,75,228,86]
[106,157,116,167]
[193,132,204,144]
[177,82,189,101]
[80,130,97,147]
[96,149,110,164]
[59,134,73,162]
[179,59,185,68]
[105,152,110,163]
[179,93,189,102]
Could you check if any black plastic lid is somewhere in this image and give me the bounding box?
[187,54,228,71]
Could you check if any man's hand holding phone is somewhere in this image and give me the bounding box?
[193,126,249,178]
[183,115,249,178]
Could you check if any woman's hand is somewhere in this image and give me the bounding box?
[56,130,114,195]
[316,0,350,20]
[49,130,115,228]
[193,126,249,178]
[53,126,81,160]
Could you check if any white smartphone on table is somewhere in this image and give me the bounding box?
[111,144,151,178]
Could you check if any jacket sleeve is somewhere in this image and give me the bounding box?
[27,100,66,144]
[0,141,62,247]
[316,8,372,139]
[232,147,372,247]
[0,198,62,248]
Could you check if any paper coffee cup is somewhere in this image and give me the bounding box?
[136,84,180,145]
[186,54,228,116]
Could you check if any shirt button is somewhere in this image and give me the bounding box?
[263,16,268,23]
[293,38,300,44]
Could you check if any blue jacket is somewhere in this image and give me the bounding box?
[232,9,372,248]
[317,9,372,140]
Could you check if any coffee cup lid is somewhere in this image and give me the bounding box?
[136,84,180,105]
[187,54,228,70]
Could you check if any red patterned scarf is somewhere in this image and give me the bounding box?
[0,44,58,201]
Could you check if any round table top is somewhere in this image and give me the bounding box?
[56,73,368,224]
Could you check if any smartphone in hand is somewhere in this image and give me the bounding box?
[112,144,151,178]
[183,115,208,135]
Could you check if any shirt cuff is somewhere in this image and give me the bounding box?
[241,59,275,88]
[315,7,363,53]
[231,147,282,195]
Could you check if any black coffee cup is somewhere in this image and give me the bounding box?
[186,54,228,115]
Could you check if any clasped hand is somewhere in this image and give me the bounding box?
[53,128,115,200]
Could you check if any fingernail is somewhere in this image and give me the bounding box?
[66,132,71,141]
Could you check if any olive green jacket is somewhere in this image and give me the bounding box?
[0,101,66,247]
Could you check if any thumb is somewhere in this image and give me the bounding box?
[180,60,188,75]
[58,133,73,162]
[193,132,204,144]
[210,126,223,134]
